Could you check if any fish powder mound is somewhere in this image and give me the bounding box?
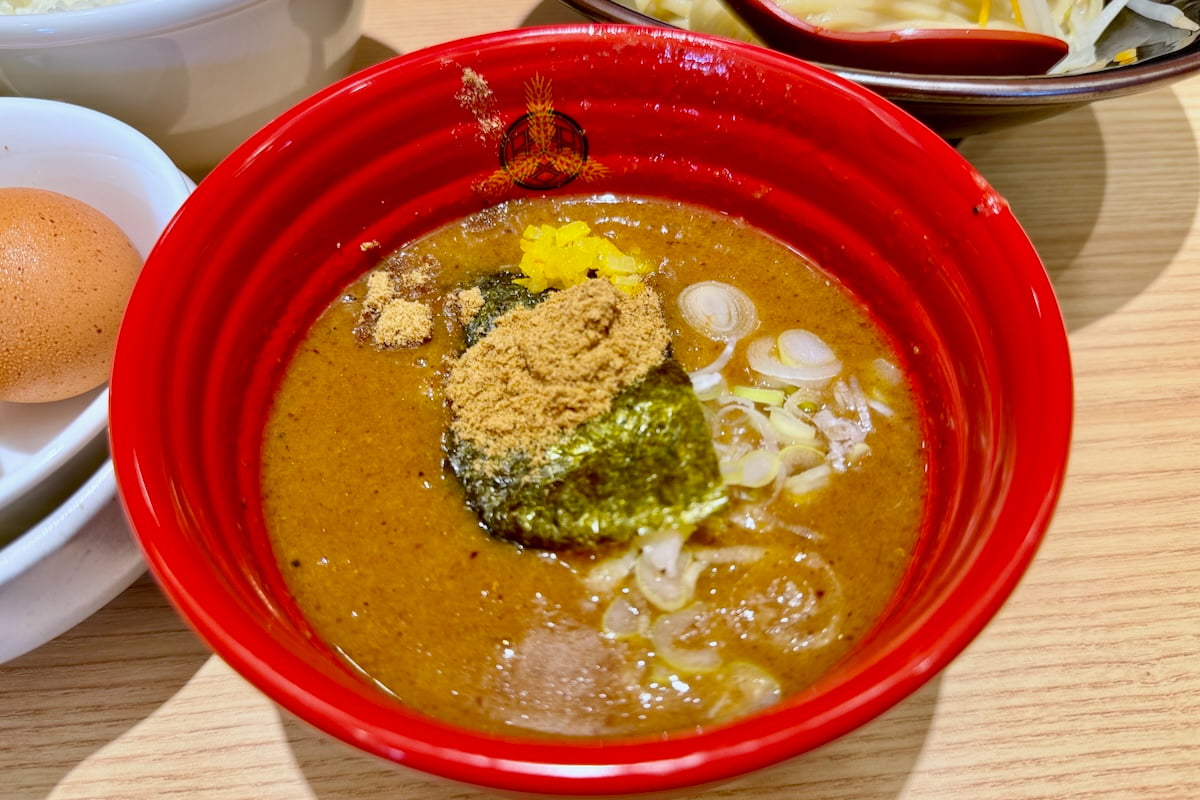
[445,278,726,549]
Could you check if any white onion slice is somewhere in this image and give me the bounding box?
[635,546,702,612]
[708,661,783,721]
[690,370,725,400]
[728,502,822,541]
[867,398,895,418]
[602,596,649,639]
[640,528,685,574]
[710,402,778,462]
[746,336,841,388]
[693,545,767,565]
[678,281,758,342]
[649,604,722,673]
[777,329,838,369]
[584,549,637,594]
[870,357,902,387]
[691,340,735,376]
[761,554,844,653]
[783,463,832,497]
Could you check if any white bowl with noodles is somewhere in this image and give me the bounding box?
[0,96,192,661]
[0,0,365,175]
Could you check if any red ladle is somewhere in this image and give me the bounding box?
[722,0,1070,75]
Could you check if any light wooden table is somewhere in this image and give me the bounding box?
[3,1,1198,798]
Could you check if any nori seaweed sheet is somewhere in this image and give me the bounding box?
[448,359,728,550]
[461,272,543,348]
[446,274,727,550]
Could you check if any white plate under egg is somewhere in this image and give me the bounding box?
[0,97,195,662]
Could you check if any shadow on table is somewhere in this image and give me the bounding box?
[523,0,592,24]
[350,0,586,75]
[350,35,401,73]
[0,575,210,800]
[958,86,1199,333]
[279,673,942,800]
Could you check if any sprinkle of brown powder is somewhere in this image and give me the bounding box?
[357,252,439,348]
[455,67,504,145]
[449,286,485,326]
[445,279,670,456]
[373,299,433,348]
[362,270,394,313]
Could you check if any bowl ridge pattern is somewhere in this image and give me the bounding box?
[110,25,1073,796]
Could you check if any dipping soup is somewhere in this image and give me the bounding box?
[261,194,927,737]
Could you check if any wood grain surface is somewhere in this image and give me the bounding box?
[2,1,1197,798]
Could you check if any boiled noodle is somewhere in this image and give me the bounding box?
[623,0,1199,72]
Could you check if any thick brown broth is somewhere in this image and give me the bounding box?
[261,195,926,737]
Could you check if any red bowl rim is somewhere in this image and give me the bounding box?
[111,24,1074,797]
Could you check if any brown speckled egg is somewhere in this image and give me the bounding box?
[0,187,143,403]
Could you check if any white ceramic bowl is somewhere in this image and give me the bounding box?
[0,97,192,659]
[0,461,142,663]
[0,96,193,539]
[0,393,107,545]
[0,0,366,174]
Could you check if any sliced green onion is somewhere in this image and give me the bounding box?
[768,408,817,444]
[732,385,786,406]
[721,450,779,488]
[778,443,825,472]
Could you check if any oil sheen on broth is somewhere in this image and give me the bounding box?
[261,195,926,738]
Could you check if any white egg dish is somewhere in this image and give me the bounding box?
[0,97,194,662]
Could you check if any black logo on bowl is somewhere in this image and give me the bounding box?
[500,110,589,190]
[473,74,608,197]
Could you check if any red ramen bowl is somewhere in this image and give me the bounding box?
[110,25,1072,797]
